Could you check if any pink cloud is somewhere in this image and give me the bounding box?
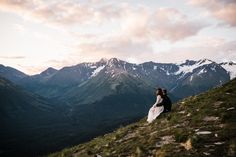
[68,6,209,63]
[153,38,236,63]
[118,7,207,42]
[0,55,25,59]
[150,8,207,41]
[0,1,207,41]
[190,0,236,26]
[64,5,209,64]
[74,35,153,61]
[0,0,95,25]
[2,0,228,71]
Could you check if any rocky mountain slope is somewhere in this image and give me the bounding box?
[49,78,236,157]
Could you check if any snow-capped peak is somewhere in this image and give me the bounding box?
[108,58,119,64]
[107,58,124,68]
[99,58,108,64]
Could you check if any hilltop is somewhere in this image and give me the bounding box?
[48,79,236,157]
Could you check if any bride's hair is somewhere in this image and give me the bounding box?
[156,88,164,97]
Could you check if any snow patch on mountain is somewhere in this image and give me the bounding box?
[211,66,216,72]
[91,65,105,77]
[198,68,207,75]
[220,62,236,79]
[175,60,213,75]
[190,75,193,82]
[111,83,119,90]
[90,65,97,69]
[160,67,171,75]
[198,59,213,65]
[166,71,171,75]
[123,62,127,71]
[175,64,198,75]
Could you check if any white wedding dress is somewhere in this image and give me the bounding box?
[147,95,164,123]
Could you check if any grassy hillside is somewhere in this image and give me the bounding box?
[48,79,236,157]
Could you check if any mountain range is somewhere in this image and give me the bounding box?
[1,58,235,102]
[0,58,235,156]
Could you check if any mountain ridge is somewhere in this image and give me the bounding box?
[1,58,235,77]
[0,64,27,82]
[4,58,231,102]
[0,58,234,107]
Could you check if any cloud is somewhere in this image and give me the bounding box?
[58,37,236,67]
[0,1,207,41]
[190,0,236,26]
[0,56,25,59]
[0,0,96,26]
[0,0,127,27]
[149,8,207,41]
[115,6,207,42]
[13,23,25,33]
[0,0,222,73]
[73,35,153,63]
[69,6,208,63]
[152,38,236,63]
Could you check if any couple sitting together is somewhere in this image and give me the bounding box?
[147,88,172,123]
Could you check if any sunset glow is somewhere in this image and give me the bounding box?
[0,0,236,74]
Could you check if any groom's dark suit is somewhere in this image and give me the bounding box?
[156,95,172,112]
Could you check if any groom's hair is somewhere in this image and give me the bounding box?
[163,89,167,95]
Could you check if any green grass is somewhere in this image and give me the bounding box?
[47,79,236,157]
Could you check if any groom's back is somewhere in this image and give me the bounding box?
[163,95,172,112]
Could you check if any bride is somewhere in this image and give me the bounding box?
[147,88,164,123]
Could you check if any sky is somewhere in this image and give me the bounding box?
[0,0,236,75]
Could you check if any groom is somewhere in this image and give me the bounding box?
[162,89,172,112]
[156,89,172,112]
